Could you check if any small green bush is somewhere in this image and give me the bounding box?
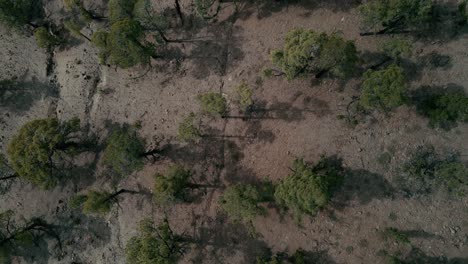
[102,126,145,177]
[274,157,343,221]
[235,82,253,111]
[126,218,182,264]
[219,184,267,223]
[34,27,61,49]
[359,64,407,111]
[153,165,191,205]
[177,113,202,142]
[379,38,412,60]
[416,91,468,128]
[197,92,227,116]
[382,227,410,244]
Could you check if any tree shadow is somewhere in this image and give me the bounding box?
[333,169,395,209]
[235,0,360,20]
[402,229,443,240]
[188,22,245,79]
[419,2,468,42]
[190,214,270,263]
[0,77,58,112]
[394,247,468,264]
[417,51,453,70]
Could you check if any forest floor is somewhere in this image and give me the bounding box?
[0,0,467,263]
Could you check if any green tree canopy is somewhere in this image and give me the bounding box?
[7,118,81,189]
[34,27,61,49]
[197,92,227,116]
[153,165,191,205]
[126,218,182,264]
[102,125,145,177]
[271,29,358,80]
[0,0,42,30]
[71,189,135,215]
[93,18,153,68]
[274,157,343,220]
[108,0,136,23]
[177,113,202,143]
[219,184,267,223]
[359,0,434,34]
[416,90,468,128]
[379,38,412,60]
[235,82,254,111]
[359,64,407,111]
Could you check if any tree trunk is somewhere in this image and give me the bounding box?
[0,174,18,181]
[102,189,138,203]
[186,183,217,189]
[0,220,43,246]
[174,0,184,25]
[80,32,91,42]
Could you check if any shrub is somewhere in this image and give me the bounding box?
[82,190,113,214]
[271,29,358,80]
[7,118,81,189]
[177,113,202,142]
[102,126,145,177]
[197,92,227,116]
[235,82,253,111]
[126,218,182,264]
[219,184,267,223]
[379,38,412,60]
[359,0,434,34]
[153,165,191,205]
[274,157,343,220]
[401,145,468,196]
[382,227,410,244]
[108,0,135,23]
[416,91,468,128]
[34,27,60,49]
[359,64,407,111]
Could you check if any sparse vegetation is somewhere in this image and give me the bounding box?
[382,227,410,244]
[72,189,136,215]
[271,29,358,80]
[379,38,413,60]
[235,82,254,112]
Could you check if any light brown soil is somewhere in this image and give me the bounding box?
[0,0,467,263]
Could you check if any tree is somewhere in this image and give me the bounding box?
[7,118,82,189]
[416,90,468,128]
[274,157,343,220]
[71,189,137,215]
[177,113,202,142]
[235,82,254,112]
[92,18,153,68]
[359,64,407,111]
[64,19,91,41]
[108,0,136,23]
[379,38,412,61]
[102,125,146,177]
[197,92,227,116]
[219,184,268,224]
[126,218,183,264]
[0,0,42,30]
[359,0,434,36]
[153,165,195,205]
[271,29,358,80]
[34,27,61,49]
